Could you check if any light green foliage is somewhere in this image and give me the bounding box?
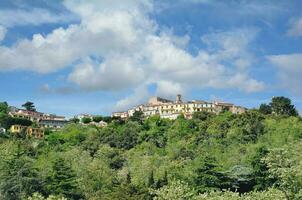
[152,180,196,200]
[243,189,286,200]
[264,142,302,199]
[197,189,286,200]
[197,191,241,200]
[27,193,67,200]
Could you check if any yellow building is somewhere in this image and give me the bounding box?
[10,125,27,134]
[9,125,44,138]
[26,127,44,138]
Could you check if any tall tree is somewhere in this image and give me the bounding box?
[0,150,43,200]
[251,146,275,191]
[92,116,103,123]
[129,111,144,123]
[259,104,272,115]
[194,156,225,193]
[46,158,82,199]
[270,97,298,116]
[0,102,8,114]
[81,117,92,124]
[22,102,36,112]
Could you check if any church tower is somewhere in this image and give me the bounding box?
[176,94,182,103]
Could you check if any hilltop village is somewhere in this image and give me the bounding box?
[0,96,246,139]
[113,95,247,120]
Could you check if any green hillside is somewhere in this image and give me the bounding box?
[0,98,301,200]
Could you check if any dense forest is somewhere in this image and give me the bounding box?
[0,97,302,200]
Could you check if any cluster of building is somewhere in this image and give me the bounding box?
[8,107,69,138]
[112,95,247,120]
[3,95,246,138]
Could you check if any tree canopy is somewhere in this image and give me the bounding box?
[22,102,36,112]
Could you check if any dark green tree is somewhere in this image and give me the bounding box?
[0,151,43,200]
[192,111,213,121]
[117,121,140,150]
[0,102,8,114]
[22,101,36,112]
[194,156,225,193]
[232,111,265,142]
[92,116,103,123]
[81,117,92,124]
[0,116,32,130]
[47,158,82,199]
[251,146,276,191]
[148,170,155,188]
[129,111,144,123]
[270,96,298,116]
[156,171,168,189]
[259,104,272,115]
[69,118,80,124]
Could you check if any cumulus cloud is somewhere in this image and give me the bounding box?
[156,81,184,98]
[0,0,264,106]
[268,54,302,95]
[68,56,145,91]
[288,18,302,37]
[0,26,7,42]
[115,85,150,111]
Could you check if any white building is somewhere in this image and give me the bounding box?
[112,95,247,120]
[9,107,68,129]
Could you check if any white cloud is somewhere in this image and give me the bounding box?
[0,8,76,27]
[0,0,265,107]
[288,18,302,37]
[0,26,7,42]
[268,53,302,95]
[68,56,145,91]
[115,85,150,111]
[156,81,184,98]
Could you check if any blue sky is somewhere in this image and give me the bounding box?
[1,0,302,117]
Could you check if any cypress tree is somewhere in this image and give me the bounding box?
[47,158,82,199]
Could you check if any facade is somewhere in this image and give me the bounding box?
[9,109,44,122]
[112,111,129,119]
[39,119,69,129]
[9,107,67,129]
[10,125,44,138]
[112,94,247,120]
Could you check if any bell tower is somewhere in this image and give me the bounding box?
[176,94,182,103]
